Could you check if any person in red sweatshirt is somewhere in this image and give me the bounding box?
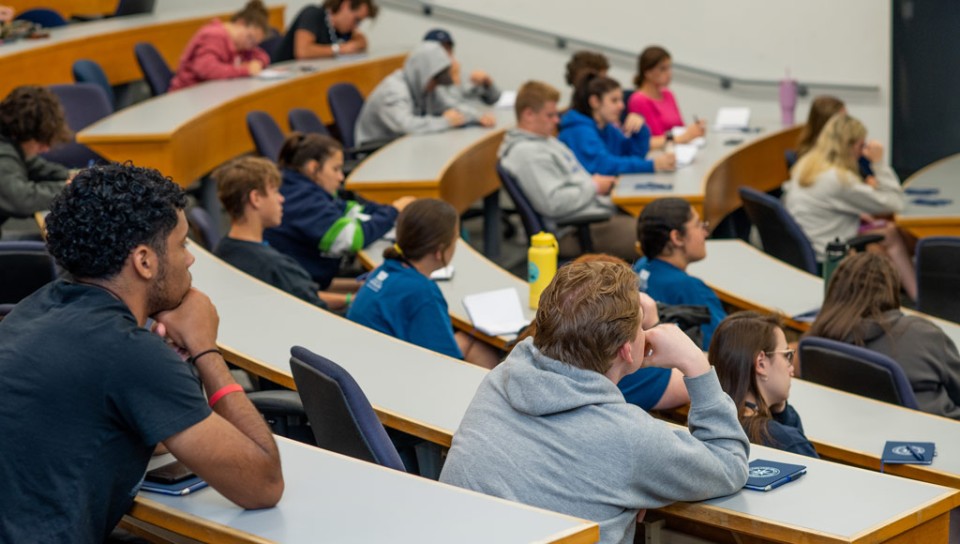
[169,0,272,92]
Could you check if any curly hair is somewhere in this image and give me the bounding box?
[45,163,188,279]
[564,51,609,86]
[0,85,71,146]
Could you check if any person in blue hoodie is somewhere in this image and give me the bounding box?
[559,72,675,176]
[264,132,414,306]
[633,197,725,349]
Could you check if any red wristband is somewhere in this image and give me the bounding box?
[208,384,244,408]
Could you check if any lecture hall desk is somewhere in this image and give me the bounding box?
[0,5,285,98]
[896,153,960,238]
[77,48,406,187]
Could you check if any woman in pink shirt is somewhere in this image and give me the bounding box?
[169,0,271,92]
[627,46,705,149]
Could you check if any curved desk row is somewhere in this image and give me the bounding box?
[78,49,406,186]
[897,153,960,238]
[129,438,598,544]
[0,5,286,98]
[191,243,959,543]
[610,124,801,228]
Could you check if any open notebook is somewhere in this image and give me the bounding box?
[462,288,528,337]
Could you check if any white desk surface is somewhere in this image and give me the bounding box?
[346,108,515,185]
[188,242,486,442]
[79,47,409,138]
[688,239,823,318]
[0,7,259,58]
[701,444,957,539]
[141,437,598,544]
[190,245,960,540]
[362,238,534,341]
[612,124,775,200]
[900,153,960,219]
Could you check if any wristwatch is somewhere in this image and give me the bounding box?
[331,43,341,57]
[665,132,675,143]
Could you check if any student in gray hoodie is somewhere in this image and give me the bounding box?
[355,41,490,147]
[499,80,636,260]
[441,260,750,544]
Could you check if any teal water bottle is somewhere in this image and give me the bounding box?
[823,238,847,292]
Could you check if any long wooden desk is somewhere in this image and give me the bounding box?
[77,48,406,187]
[612,124,802,229]
[191,243,960,543]
[691,239,960,490]
[897,153,960,238]
[0,5,285,98]
[6,1,118,19]
[131,437,598,544]
[360,238,534,350]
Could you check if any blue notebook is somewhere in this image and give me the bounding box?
[882,441,935,465]
[744,459,807,491]
[140,475,208,496]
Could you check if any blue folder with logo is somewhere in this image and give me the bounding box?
[882,441,935,465]
[744,459,807,491]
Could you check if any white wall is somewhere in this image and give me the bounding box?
[157,0,891,147]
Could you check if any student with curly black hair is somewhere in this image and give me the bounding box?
[0,85,71,235]
[0,163,283,542]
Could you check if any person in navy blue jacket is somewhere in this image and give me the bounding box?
[264,133,414,303]
[348,198,500,368]
[712,312,819,458]
[633,197,725,348]
[558,72,675,176]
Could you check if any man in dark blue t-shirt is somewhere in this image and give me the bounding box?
[272,0,377,62]
[0,163,283,543]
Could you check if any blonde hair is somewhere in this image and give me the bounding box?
[792,113,866,188]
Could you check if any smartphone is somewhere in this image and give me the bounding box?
[145,460,195,485]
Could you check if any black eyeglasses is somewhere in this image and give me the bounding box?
[764,349,795,364]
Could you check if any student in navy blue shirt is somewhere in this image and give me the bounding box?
[633,197,725,348]
[348,198,500,368]
[558,72,675,176]
[712,312,818,458]
[264,133,414,297]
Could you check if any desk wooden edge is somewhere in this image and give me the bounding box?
[127,496,275,544]
[850,489,960,543]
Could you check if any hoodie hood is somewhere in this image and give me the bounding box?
[854,308,904,343]
[558,108,597,132]
[498,128,549,160]
[489,338,625,417]
[402,41,452,106]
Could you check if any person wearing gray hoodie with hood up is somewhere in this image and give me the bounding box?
[441,260,749,544]
[355,41,482,147]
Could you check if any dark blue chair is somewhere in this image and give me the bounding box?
[246,111,285,162]
[496,162,602,252]
[15,8,68,27]
[327,82,365,151]
[134,42,173,96]
[915,236,960,323]
[186,207,221,251]
[72,59,116,110]
[114,0,156,16]
[0,241,58,305]
[799,337,919,409]
[287,108,330,136]
[258,31,282,60]
[290,346,406,471]
[738,186,819,274]
[43,83,112,168]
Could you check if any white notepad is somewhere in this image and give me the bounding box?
[673,144,698,167]
[462,288,528,336]
[714,107,751,131]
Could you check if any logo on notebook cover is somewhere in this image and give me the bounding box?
[749,466,781,478]
[892,445,926,456]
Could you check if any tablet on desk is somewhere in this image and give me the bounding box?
[141,460,208,496]
[744,459,807,491]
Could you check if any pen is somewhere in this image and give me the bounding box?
[907,445,924,461]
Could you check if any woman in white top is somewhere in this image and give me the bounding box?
[782,113,916,299]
